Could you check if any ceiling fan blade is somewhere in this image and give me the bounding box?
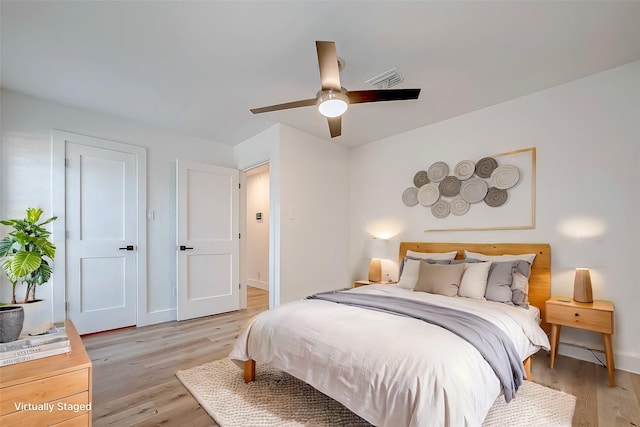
[347,88,421,104]
[250,98,317,114]
[327,116,342,138]
[316,41,341,91]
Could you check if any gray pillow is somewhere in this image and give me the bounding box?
[415,261,465,297]
[466,258,531,304]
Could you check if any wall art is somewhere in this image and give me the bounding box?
[401,147,536,231]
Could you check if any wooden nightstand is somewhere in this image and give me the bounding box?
[546,296,615,387]
[353,280,397,288]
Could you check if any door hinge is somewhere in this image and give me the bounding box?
[239,283,241,289]
[239,183,241,189]
[65,158,69,167]
[238,233,241,239]
[65,301,69,312]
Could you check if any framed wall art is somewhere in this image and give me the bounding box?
[401,147,536,232]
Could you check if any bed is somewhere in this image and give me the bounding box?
[230,242,551,427]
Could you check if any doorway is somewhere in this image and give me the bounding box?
[244,164,270,301]
[175,160,240,321]
[52,131,147,334]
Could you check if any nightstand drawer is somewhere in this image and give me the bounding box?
[546,303,612,334]
[0,369,88,416]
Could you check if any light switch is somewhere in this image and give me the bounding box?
[147,209,155,220]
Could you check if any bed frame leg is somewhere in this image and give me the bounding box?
[523,356,532,381]
[244,359,256,383]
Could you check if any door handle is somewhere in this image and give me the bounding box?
[180,245,194,251]
[119,245,135,251]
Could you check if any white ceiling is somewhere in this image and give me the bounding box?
[2,1,640,148]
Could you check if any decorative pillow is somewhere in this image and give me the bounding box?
[464,250,536,265]
[398,257,452,289]
[511,271,530,308]
[399,255,454,281]
[458,261,492,299]
[414,261,465,297]
[406,250,458,261]
[397,258,421,289]
[466,258,531,304]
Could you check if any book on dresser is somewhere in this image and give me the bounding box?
[0,324,71,366]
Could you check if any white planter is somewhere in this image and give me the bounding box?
[15,299,52,336]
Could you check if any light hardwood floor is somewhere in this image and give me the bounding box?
[83,287,640,426]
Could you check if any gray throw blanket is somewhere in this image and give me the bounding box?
[307,291,524,402]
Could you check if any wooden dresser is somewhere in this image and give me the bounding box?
[0,320,92,426]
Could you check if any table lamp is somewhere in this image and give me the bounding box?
[367,238,388,282]
[573,268,593,303]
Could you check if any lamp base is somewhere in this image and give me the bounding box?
[573,268,593,303]
[573,283,593,303]
[368,259,382,282]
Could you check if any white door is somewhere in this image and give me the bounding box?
[66,142,138,334]
[176,160,240,320]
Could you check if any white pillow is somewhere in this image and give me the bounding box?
[397,259,420,289]
[511,271,530,307]
[406,250,457,261]
[464,250,536,264]
[458,261,492,299]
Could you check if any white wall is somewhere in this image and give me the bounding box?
[246,168,270,290]
[0,89,235,325]
[349,60,640,373]
[234,124,351,305]
[278,125,351,302]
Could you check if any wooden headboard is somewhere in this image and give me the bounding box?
[399,242,551,333]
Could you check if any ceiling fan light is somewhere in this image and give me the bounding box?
[317,90,349,117]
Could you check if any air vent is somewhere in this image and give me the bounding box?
[365,67,405,89]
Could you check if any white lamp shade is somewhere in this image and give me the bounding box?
[366,238,388,282]
[366,238,388,259]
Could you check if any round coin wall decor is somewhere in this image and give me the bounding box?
[427,161,449,183]
[431,200,450,218]
[454,160,475,180]
[402,187,419,207]
[460,177,488,204]
[438,176,461,197]
[490,165,520,189]
[417,182,440,206]
[450,197,470,216]
[484,187,508,207]
[413,170,429,188]
[475,157,498,178]
[403,150,525,220]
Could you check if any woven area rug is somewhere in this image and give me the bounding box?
[176,358,576,427]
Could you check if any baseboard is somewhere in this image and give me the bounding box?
[558,341,640,375]
[246,279,269,291]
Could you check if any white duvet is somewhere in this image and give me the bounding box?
[229,285,550,427]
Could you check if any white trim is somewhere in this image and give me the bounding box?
[245,279,269,291]
[51,136,66,323]
[239,171,248,310]
[241,160,270,172]
[51,130,148,327]
[558,341,640,375]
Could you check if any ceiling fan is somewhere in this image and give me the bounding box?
[250,41,421,138]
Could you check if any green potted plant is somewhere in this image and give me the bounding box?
[0,207,57,337]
